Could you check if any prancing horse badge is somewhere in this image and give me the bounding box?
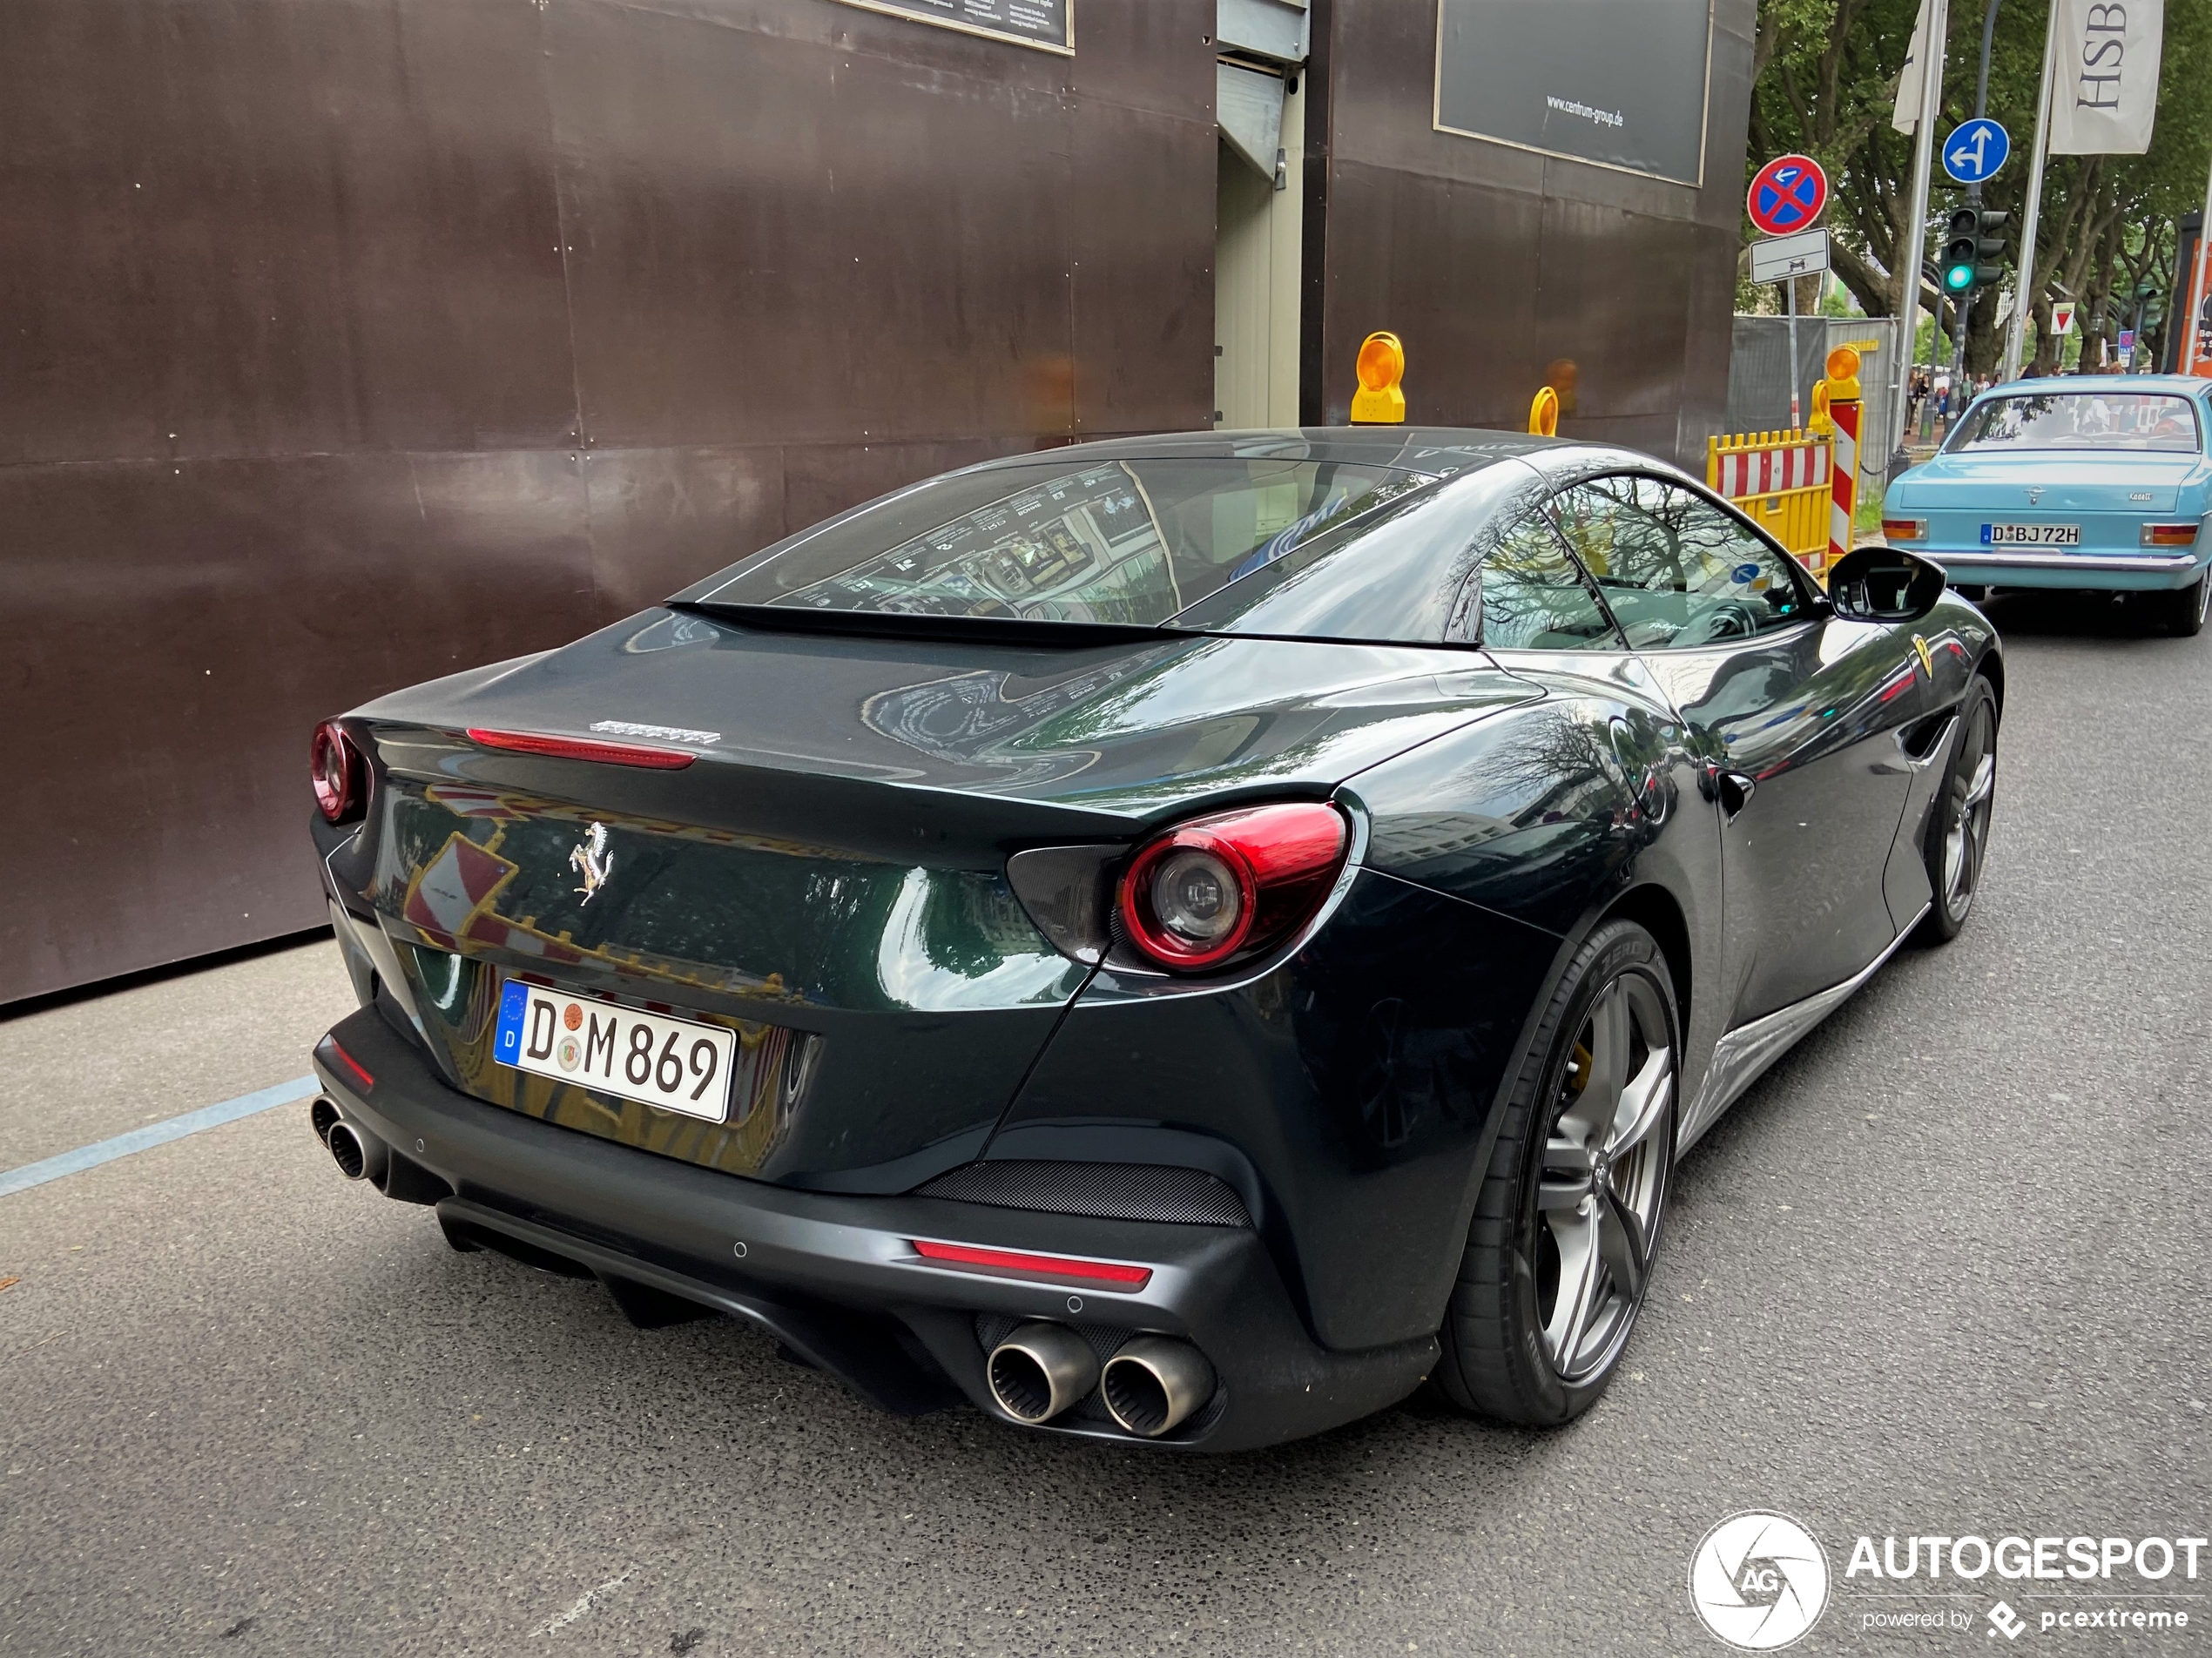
[570,822,614,905]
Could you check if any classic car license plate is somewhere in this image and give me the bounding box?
[493,981,734,1121]
[1982,522,2080,545]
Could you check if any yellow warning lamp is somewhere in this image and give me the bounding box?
[1824,344,1862,402]
[1529,385,1560,437]
[1807,379,1833,435]
[1350,332,1406,424]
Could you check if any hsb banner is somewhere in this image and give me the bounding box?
[2050,0,2163,155]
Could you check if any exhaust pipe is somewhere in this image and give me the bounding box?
[309,1095,341,1146]
[1101,1337,1215,1438]
[325,1119,369,1181]
[987,1323,1101,1422]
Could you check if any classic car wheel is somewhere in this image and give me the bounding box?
[2163,570,2210,638]
[1433,919,1676,1426]
[1918,677,1998,944]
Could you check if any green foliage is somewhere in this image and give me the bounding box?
[1750,0,2212,374]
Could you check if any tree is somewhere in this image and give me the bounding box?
[1750,0,2212,375]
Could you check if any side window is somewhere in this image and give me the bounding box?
[1549,475,1812,650]
[1474,509,1623,650]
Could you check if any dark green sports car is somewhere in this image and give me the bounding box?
[305,428,1999,1449]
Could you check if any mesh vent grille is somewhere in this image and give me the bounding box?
[916,1160,1251,1228]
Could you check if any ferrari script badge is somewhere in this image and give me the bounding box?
[569,822,614,906]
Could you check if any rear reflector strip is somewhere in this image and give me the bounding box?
[909,1238,1153,1291]
[328,1041,374,1092]
[465,728,696,769]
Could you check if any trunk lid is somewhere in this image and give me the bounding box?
[347,609,1534,1190]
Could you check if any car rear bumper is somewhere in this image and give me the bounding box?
[1921,547,2208,590]
[309,1006,1434,1452]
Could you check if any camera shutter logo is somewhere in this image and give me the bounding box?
[1688,1512,1831,1650]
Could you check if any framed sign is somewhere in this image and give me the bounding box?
[830,0,1072,54]
[1433,0,1715,187]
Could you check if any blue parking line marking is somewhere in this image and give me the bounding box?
[0,1075,320,1199]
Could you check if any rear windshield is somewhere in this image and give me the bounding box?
[688,459,1444,627]
[1946,392,2202,454]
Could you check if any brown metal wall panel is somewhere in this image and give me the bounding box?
[1312,162,1547,429]
[583,447,788,617]
[549,0,1077,451]
[0,0,577,467]
[1316,0,1755,462]
[1070,103,1218,437]
[0,451,591,996]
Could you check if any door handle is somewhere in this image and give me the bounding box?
[1715,769,1757,821]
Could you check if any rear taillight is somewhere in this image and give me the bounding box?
[1881,517,1926,542]
[465,728,696,769]
[311,721,364,825]
[1116,802,1348,972]
[2141,522,2201,548]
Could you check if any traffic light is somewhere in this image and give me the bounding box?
[1942,208,2009,293]
[1971,210,2009,286]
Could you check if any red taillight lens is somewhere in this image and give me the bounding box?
[465,728,696,769]
[2141,522,2201,548]
[910,1238,1152,1291]
[1881,517,1926,542]
[1116,802,1348,972]
[311,721,363,825]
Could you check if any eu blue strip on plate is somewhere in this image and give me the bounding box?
[495,980,529,1062]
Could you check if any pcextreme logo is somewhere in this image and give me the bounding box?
[1689,1512,1831,1650]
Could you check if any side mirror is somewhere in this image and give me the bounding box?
[1827,547,1946,623]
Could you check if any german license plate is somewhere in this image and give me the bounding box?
[1982,522,2080,545]
[493,981,734,1121]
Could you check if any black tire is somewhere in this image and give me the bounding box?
[2162,570,2210,637]
[1433,919,1678,1427]
[1914,675,1998,945]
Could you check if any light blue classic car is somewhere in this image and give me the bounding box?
[1882,374,2212,636]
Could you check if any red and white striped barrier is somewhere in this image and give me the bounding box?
[1713,439,1830,499]
[1826,395,1860,572]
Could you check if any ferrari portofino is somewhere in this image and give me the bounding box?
[307,428,1999,1448]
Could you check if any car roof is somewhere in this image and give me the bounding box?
[1978,374,2211,397]
[950,426,1619,477]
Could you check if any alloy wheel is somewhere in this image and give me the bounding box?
[1942,703,1997,920]
[1534,972,1672,1381]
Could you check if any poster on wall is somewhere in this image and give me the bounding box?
[830,0,1072,54]
[1433,0,1715,186]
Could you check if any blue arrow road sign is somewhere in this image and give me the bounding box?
[1943,118,2011,185]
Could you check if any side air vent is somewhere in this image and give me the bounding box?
[916,1161,1253,1228]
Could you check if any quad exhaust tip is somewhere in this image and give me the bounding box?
[309,1095,341,1146]
[325,1119,368,1181]
[1101,1337,1216,1438]
[987,1323,1101,1422]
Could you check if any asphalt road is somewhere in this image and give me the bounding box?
[3,590,2207,1657]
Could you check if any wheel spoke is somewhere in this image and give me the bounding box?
[1564,986,1629,1138]
[1963,751,1995,810]
[1543,1207,1604,1371]
[1607,1050,1672,1158]
[1596,1188,1648,1304]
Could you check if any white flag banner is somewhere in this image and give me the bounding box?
[2050,0,2164,154]
[1892,0,1935,133]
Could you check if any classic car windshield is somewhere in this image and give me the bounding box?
[686,459,1445,626]
[1946,392,2202,455]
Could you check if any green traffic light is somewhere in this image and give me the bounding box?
[1944,265,1975,291]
